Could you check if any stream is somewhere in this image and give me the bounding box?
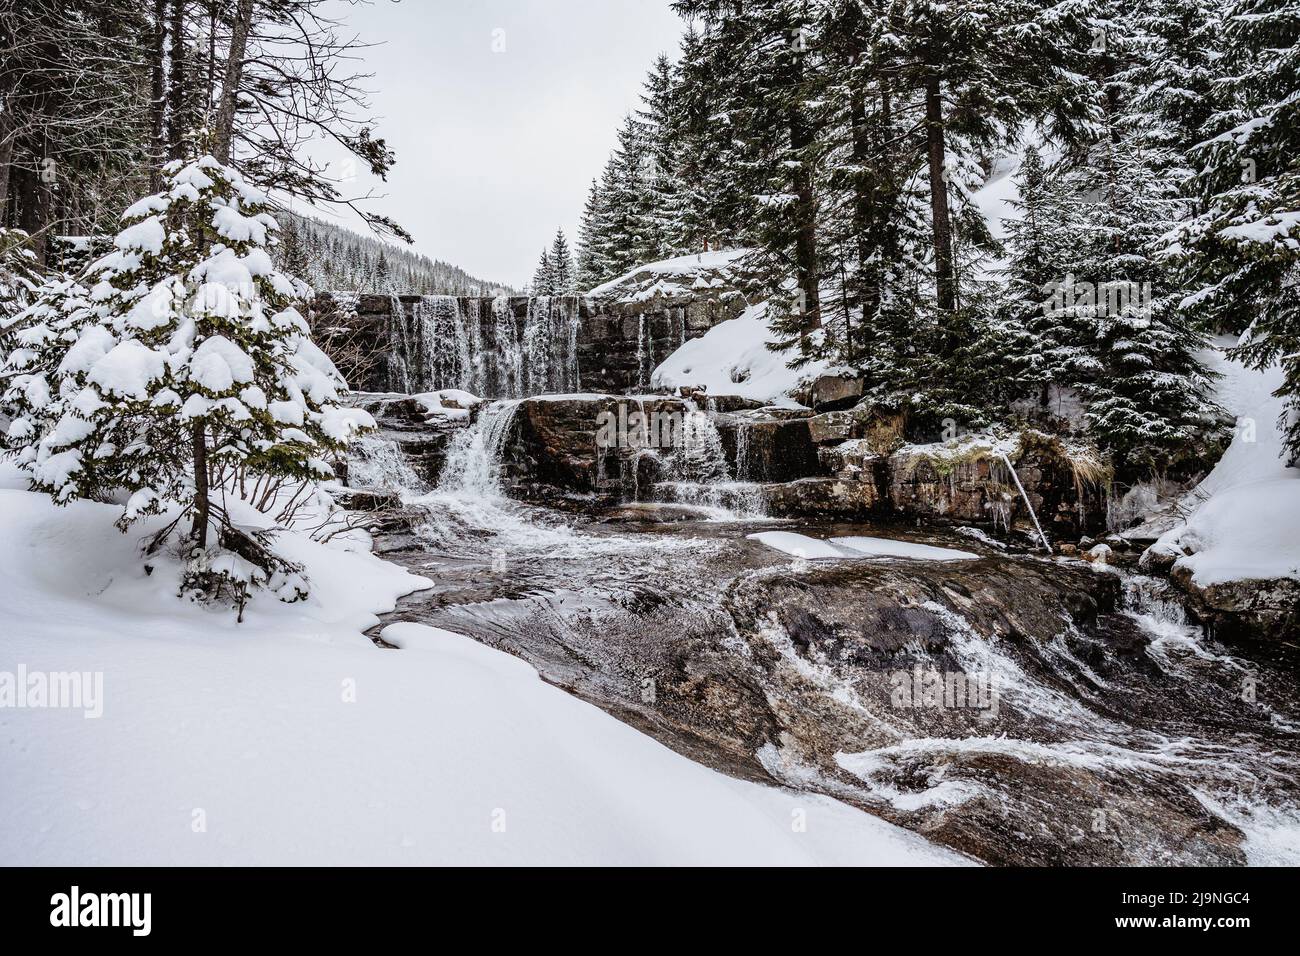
[356,401,1300,866]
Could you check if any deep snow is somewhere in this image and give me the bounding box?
[1149,337,1300,586]
[0,468,965,866]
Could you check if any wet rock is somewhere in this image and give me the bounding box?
[1139,542,1182,574]
[1084,543,1112,564]
[508,395,689,497]
[808,410,858,444]
[763,478,880,517]
[702,394,767,413]
[350,392,462,485]
[715,411,823,483]
[1169,566,1300,640]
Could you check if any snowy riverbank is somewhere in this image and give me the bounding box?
[0,467,964,866]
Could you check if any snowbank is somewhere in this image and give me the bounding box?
[0,482,962,865]
[652,302,830,406]
[587,249,750,300]
[1149,340,1300,586]
[749,531,976,562]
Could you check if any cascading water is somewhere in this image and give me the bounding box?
[382,295,581,398]
[436,400,523,499]
[347,433,428,493]
[385,294,415,394]
[654,405,767,519]
[523,296,582,396]
[636,314,655,391]
[492,295,524,399]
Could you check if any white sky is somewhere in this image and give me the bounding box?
[312,0,686,288]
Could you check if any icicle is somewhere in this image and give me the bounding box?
[997,449,1052,553]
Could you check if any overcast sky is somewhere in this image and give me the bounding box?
[309,0,686,288]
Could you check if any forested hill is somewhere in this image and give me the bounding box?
[279,213,518,297]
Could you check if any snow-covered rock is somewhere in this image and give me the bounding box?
[1143,338,1300,636]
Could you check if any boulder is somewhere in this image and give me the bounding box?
[349,392,463,485]
[1169,566,1300,640]
[716,412,823,482]
[763,478,880,517]
[808,410,858,445]
[808,374,865,412]
[509,395,689,497]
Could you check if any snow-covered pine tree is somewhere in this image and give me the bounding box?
[1,156,374,613]
[675,0,825,350]
[372,249,393,294]
[996,146,1074,406]
[871,0,1098,351]
[576,179,606,290]
[532,248,554,296]
[633,54,687,263]
[669,23,748,254]
[1116,0,1222,166]
[1174,0,1300,461]
[1044,119,1221,468]
[549,229,576,295]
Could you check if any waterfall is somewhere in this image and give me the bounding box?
[655,407,766,519]
[381,296,580,399]
[735,422,753,481]
[436,400,523,500]
[385,294,414,393]
[522,296,581,395]
[635,315,654,391]
[347,434,427,493]
[492,295,524,399]
[410,295,471,393]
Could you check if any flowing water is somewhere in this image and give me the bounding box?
[354,406,1300,866]
[382,295,581,398]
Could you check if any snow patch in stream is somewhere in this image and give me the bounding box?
[747,531,978,561]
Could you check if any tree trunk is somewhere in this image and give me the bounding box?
[191,420,210,548]
[0,109,14,220]
[166,0,187,160]
[787,53,820,340]
[16,157,50,266]
[150,0,167,187]
[849,77,875,359]
[925,73,957,319]
[211,0,254,164]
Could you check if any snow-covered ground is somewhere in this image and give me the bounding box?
[0,466,965,866]
[642,152,1033,408]
[1148,337,1300,585]
[587,249,749,300]
[653,302,831,406]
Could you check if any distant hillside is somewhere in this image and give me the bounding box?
[278,213,518,297]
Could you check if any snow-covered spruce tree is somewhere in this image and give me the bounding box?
[531,248,554,296]
[1,156,374,613]
[1042,122,1221,469]
[996,146,1077,407]
[548,229,577,295]
[576,179,607,290]
[1173,0,1300,462]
